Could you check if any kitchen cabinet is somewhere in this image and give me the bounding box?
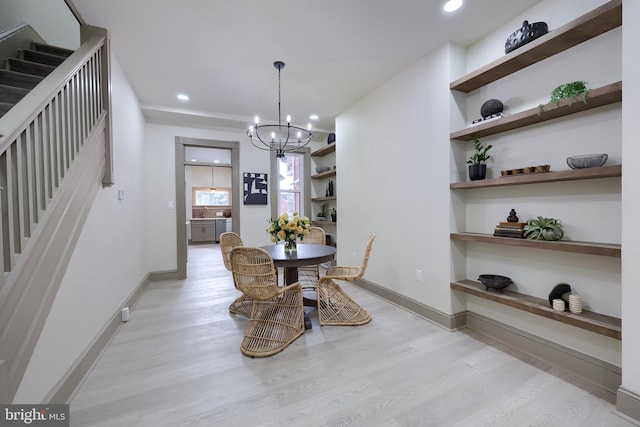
[191,219,216,243]
[191,166,232,188]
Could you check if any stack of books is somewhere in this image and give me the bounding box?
[494,221,526,238]
[470,112,510,126]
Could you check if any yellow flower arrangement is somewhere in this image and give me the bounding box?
[267,212,311,243]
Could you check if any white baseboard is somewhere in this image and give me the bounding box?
[617,387,640,425]
[46,274,152,403]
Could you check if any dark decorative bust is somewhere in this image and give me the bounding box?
[505,20,549,54]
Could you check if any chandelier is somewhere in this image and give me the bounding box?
[247,61,312,158]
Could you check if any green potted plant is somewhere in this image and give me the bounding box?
[538,81,590,115]
[523,216,564,241]
[467,136,493,181]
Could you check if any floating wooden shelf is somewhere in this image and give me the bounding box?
[450,232,620,258]
[449,0,622,93]
[451,280,621,340]
[311,169,336,179]
[313,220,336,226]
[450,81,621,141]
[311,196,336,202]
[450,164,621,189]
[311,142,336,157]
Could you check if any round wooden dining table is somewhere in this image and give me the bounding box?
[261,243,336,284]
[261,243,336,329]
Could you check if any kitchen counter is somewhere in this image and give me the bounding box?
[190,217,231,221]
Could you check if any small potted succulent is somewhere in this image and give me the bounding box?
[523,216,564,241]
[467,136,493,181]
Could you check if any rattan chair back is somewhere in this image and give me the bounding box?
[303,226,326,245]
[220,232,243,271]
[230,247,281,300]
[220,232,254,317]
[316,233,375,326]
[290,227,327,290]
[356,233,376,278]
[324,233,376,281]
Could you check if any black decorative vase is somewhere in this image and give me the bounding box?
[469,164,487,181]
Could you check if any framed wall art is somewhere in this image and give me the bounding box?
[243,172,268,205]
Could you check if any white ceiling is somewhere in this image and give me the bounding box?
[69,0,540,135]
[185,146,231,165]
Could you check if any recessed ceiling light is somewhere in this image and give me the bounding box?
[443,0,462,13]
[191,159,197,162]
[177,93,190,101]
[309,114,319,120]
[213,160,220,164]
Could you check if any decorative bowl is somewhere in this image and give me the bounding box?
[478,274,513,291]
[315,166,331,173]
[566,153,608,169]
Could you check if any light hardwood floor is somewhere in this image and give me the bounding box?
[69,244,636,426]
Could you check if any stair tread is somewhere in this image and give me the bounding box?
[0,84,29,104]
[20,49,68,66]
[31,42,75,58]
[0,69,44,89]
[0,84,30,94]
[7,58,56,77]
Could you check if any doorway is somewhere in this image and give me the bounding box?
[175,137,240,279]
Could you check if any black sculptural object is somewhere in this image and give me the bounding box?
[480,99,504,118]
[505,20,548,54]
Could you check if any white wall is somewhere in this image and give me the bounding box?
[336,44,454,314]
[14,55,147,402]
[143,123,275,273]
[456,0,622,365]
[337,0,624,366]
[621,0,640,399]
[0,0,79,48]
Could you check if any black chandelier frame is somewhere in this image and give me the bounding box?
[247,61,312,158]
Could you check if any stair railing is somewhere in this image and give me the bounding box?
[0,26,113,402]
[0,27,112,286]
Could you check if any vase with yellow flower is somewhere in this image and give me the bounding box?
[267,212,311,252]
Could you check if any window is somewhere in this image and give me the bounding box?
[277,153,304,216]
[192,187,231,206]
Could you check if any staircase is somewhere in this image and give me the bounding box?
[0,25,113,403]
[0,42,74,119]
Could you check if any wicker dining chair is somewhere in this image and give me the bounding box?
[316,234,375,326]
[230,246,305,357]
[285,226,326,291]
[219,232,253,317]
